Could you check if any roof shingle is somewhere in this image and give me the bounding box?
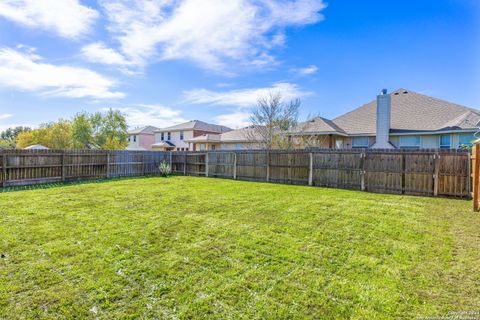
[156,120,232,133]
[331,88,480,135]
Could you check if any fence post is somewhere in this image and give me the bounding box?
[360,152,366,191]
[308,152,313,186]
[473,144,480,211]
[266,151,270,182]
[106,152,110,178]
[184,153,187,175]
[401,153,406,194]
[2,152,6,188]
[467,150,472,200]
[169,151,173,169]
[61,151,66,182]
[433,152,440,196]
[205,152,209,177]
[233,152,237,180]
[142,152,146,176]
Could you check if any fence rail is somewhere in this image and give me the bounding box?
[0,148,471,198]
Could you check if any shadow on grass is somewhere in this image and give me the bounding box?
[0,175,171,193]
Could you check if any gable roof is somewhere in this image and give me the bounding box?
[24,144,49,150]
[184,126,264,143]
[156,120,232,133]
[128,126,159,135]
[333,88,480,135]
[290,117,347,135]
[219,126,263,142]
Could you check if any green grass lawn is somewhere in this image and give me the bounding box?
[0,176,479,319]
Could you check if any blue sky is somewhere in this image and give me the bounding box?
[0,0,479,131]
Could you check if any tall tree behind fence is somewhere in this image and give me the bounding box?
[0,148,471,198]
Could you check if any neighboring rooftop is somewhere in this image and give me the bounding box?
[24,145,49,150]
[290,117,348,136]
[156,120,232,133]
[128,126,159,135]
[332,88,480,135]
[289,88,479,136]
[219,126,263,142]
[151,141,176,148]
[184,126,264,143]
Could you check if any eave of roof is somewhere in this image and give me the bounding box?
[152,141,175,147]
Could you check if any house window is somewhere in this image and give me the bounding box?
[133,135,137,142]
[459,133,475,147]
[199,144,205,151]
[335,139,344,149]
[439,134,451,149]
[399,136,420,149]
[167,132,171,140]
[352,137,369,148]
[127,136,130,142]
[161,132,164,141]
[235,143,243,150]
[211,145,216,150]
[180,131,184,140]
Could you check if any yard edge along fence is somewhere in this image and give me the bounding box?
[0,148,471,198]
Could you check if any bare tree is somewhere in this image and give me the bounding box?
[246,92,300,149]
[289,114,330,149]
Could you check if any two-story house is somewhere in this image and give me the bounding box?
[152,120,232,151]
[126,126,158,150]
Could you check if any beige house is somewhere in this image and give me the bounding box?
[152,120,231,151]
[290,88,479,149]
[126,126,158,150]
[185,126,264,151]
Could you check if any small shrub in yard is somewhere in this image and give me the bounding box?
[158,160,172,177]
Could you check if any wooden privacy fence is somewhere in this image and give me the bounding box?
[0,148,471,198]
[0,149,169,187]
[183,149,469,198]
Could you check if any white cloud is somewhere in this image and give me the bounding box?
[183,82,311,107]
[97,0,326,71]
[214,111,251,129]
[293,64,318,75]
[0,47,125,99]
[0,114,12,121]
[115,104,187,128]
[184,82,311,129]
[81,42,130,66]
[0,0,98,39]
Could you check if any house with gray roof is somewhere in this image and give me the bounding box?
[127,126,158,150]
[290,88,479,149]
[184,126,264,151]
[152,120,232,151]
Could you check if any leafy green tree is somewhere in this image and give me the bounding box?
[16,121,72,149]
[91,109,128,150]
[72,112,94,149]
[0,126,31,149]
[15,109,128,150]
